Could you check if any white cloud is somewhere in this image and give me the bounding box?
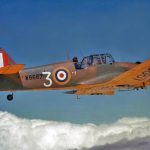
[0,111,150,150]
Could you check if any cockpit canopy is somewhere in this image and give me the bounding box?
[73,54,115,69]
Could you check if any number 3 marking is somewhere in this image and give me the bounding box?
[42,72,53,87]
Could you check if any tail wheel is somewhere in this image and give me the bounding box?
[7,94,13,101]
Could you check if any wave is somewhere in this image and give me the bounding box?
[0,111,150,150]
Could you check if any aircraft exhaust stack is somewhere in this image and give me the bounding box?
[0,48,16,68]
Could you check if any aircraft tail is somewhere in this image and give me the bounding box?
[0,48,16,68]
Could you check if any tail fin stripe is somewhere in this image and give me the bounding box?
[3,52,9,66]
[0,53,4,67]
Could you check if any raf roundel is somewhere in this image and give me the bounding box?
[56,70,68,82]
[52,67,71,85]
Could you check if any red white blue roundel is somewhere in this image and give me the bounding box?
[55,69,68,82]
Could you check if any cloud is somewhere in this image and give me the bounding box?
[84,137,150,150]
[0,112,150,150]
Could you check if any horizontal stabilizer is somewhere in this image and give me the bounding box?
[0,64,24,74]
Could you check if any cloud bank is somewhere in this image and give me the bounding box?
[0,112,150,150]
[84,137,150,150]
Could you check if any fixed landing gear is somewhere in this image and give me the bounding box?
[7,93,14,101]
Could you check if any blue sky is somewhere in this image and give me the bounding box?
[0,0,150,124]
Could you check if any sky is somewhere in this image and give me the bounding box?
[0,0,150,125]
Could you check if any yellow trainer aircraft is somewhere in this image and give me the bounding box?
[0,48,150,101]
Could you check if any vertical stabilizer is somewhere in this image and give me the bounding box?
[0,48,16,68]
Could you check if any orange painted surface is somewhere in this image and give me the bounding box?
[0,64,24,74]
[74,60,150,95]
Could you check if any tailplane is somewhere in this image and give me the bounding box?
[0,48,16,68]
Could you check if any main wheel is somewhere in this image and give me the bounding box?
[7,94,13,101]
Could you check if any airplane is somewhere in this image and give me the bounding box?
[0,48,150,101]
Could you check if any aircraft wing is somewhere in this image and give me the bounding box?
[0,64,25,74]
[146,80,150,86]
[101,59,150,88]
[75,59,150,95]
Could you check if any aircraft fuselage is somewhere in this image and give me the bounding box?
[0,61,136,92]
